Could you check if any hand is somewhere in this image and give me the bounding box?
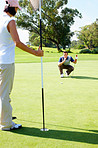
[75,55,78,59]
[64,58,66,62]
[38,45,41,50]
[36,49,44,57]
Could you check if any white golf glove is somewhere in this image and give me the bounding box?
[75,55,78,59]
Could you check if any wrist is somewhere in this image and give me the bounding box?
[63,59,66,63]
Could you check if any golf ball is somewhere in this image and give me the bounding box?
[61,82,63,84]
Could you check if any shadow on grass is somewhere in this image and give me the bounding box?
[67,127,98,134]
[17,119,98,134]
[16,118,98,134]
[10,127,98,145]
[89,130,98,133]
[71,76,98,80]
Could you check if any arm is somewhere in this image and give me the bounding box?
[73,55,78,64]
[58,58,66,67]
[73,59,77,64]
[7,20,43,57]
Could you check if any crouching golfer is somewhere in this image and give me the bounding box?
[58,51,78,78]
[0,0,43,131]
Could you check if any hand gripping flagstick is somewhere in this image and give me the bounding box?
[30,0,49,131]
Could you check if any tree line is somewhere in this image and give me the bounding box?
[16,0,98,52]
[73,20,98,49]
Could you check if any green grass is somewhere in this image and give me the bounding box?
[15,47,98,63]
[0,47,98,148]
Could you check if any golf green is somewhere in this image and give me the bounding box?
[0,59,98,148]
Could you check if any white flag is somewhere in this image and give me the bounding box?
[30,0,40,11]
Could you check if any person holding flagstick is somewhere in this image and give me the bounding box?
[30,0,49,131]
[0,0,43,131]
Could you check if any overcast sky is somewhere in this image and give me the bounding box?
[0,0,98,43]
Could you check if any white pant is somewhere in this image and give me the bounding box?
[0,63,15,130]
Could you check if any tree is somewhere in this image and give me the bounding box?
[29,32,40,46]
[71,40,78,49]
[29,32,56,47]
[77,21,98,49]
[16,0,82,51]
[71,40,85,49]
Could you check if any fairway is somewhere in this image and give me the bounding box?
[0,54,98,147]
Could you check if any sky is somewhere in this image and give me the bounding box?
[0,0,98,43]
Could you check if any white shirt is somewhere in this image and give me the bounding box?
[0,13,15,64]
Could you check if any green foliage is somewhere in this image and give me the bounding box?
[79,47,98,54]
[43,39,56,47]
[77,21,98,49]
[29,32,56,47]
[79,49,92,54]
[77,44,85,49]
[17,0,82,51]
[92,47,98,54]
[71,40,85,49]
[71,40,77,49]
[29,32,40,46]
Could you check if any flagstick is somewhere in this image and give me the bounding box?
[39,0,49,132]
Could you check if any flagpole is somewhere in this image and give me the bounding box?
[39,0,49,131]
